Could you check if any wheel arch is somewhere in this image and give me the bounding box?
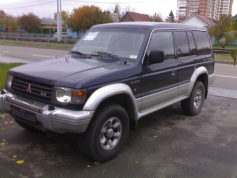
[188,66,209,98]
[83,83,139,128]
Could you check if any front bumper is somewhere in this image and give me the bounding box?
[0,91,94,134]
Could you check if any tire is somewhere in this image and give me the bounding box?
[15,120,39,132]
[78,103,130,162]
[181,81,205,116]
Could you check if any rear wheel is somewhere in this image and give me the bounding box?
[181,81,205,116]
[78,103,129,162]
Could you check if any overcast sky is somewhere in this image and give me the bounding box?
[0,0,236,20]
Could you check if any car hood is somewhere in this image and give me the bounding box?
[9,56,138,88]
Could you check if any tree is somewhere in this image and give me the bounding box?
[165,10,175,22]
[208,15,234,38]
[18,13,41,33]
[150,13,163,22]
[113,4,120,14]
[208,15,237,48]
[0,14,18,32]
[68,5,112,32]
[54,10,69,22]
[209,15,237,65]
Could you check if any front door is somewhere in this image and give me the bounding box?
[141,31,178,114]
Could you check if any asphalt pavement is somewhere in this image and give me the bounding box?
[0,95,237,178]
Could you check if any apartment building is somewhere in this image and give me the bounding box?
[218,0,234,18]
[177,0,233,21]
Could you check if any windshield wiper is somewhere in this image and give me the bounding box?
[69,50,91,58]
[94,51,127,65]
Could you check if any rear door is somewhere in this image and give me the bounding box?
[174,31,198,95]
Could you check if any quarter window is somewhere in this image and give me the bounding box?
[147,32,175,60]
[193,31,211,55]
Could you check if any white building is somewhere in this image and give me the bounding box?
[181,14,216,27]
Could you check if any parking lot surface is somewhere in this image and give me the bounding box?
[0,95,237,178]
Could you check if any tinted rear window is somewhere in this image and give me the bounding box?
[193,31,211,55]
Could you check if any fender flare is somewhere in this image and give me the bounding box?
[187,66,209,96]
[83,83,139,120]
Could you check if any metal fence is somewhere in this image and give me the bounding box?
[0,32,78,44]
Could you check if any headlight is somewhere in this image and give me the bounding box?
[56,87,71,103]
[5,74,13,91]
[55,87,87,104]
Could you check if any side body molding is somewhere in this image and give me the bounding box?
[83,83,140,120]
[186,66,208,96]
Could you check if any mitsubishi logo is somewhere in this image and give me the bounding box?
[26,84,31,93]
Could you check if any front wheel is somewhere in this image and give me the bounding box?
[78,103,130,162]
[181,81,205,116]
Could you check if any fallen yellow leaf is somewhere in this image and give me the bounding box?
[4,122,9,125]
[87,164,91,168]
[1,139,8,145]
[93,161,100,165]
[134,161,139,164]
[16,160,25,164]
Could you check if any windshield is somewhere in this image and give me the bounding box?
[72,27,147,62]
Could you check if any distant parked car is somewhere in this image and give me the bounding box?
[53,32,71,39]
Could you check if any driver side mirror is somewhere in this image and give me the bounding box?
[148,50,164,64]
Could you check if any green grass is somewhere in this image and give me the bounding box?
[214,53,234,62]
[0,40,73,50]
[213,45,237,50]
[0,63,23,90]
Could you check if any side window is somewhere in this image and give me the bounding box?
[147,31,175,60]
[193,31,211,55]
[174,32,190,57]
[187,32,197,55]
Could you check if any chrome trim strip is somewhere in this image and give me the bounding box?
[6,96,44,113]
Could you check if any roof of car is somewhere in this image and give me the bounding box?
[92,22,207,31]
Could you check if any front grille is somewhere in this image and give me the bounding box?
[11,77,53,101]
